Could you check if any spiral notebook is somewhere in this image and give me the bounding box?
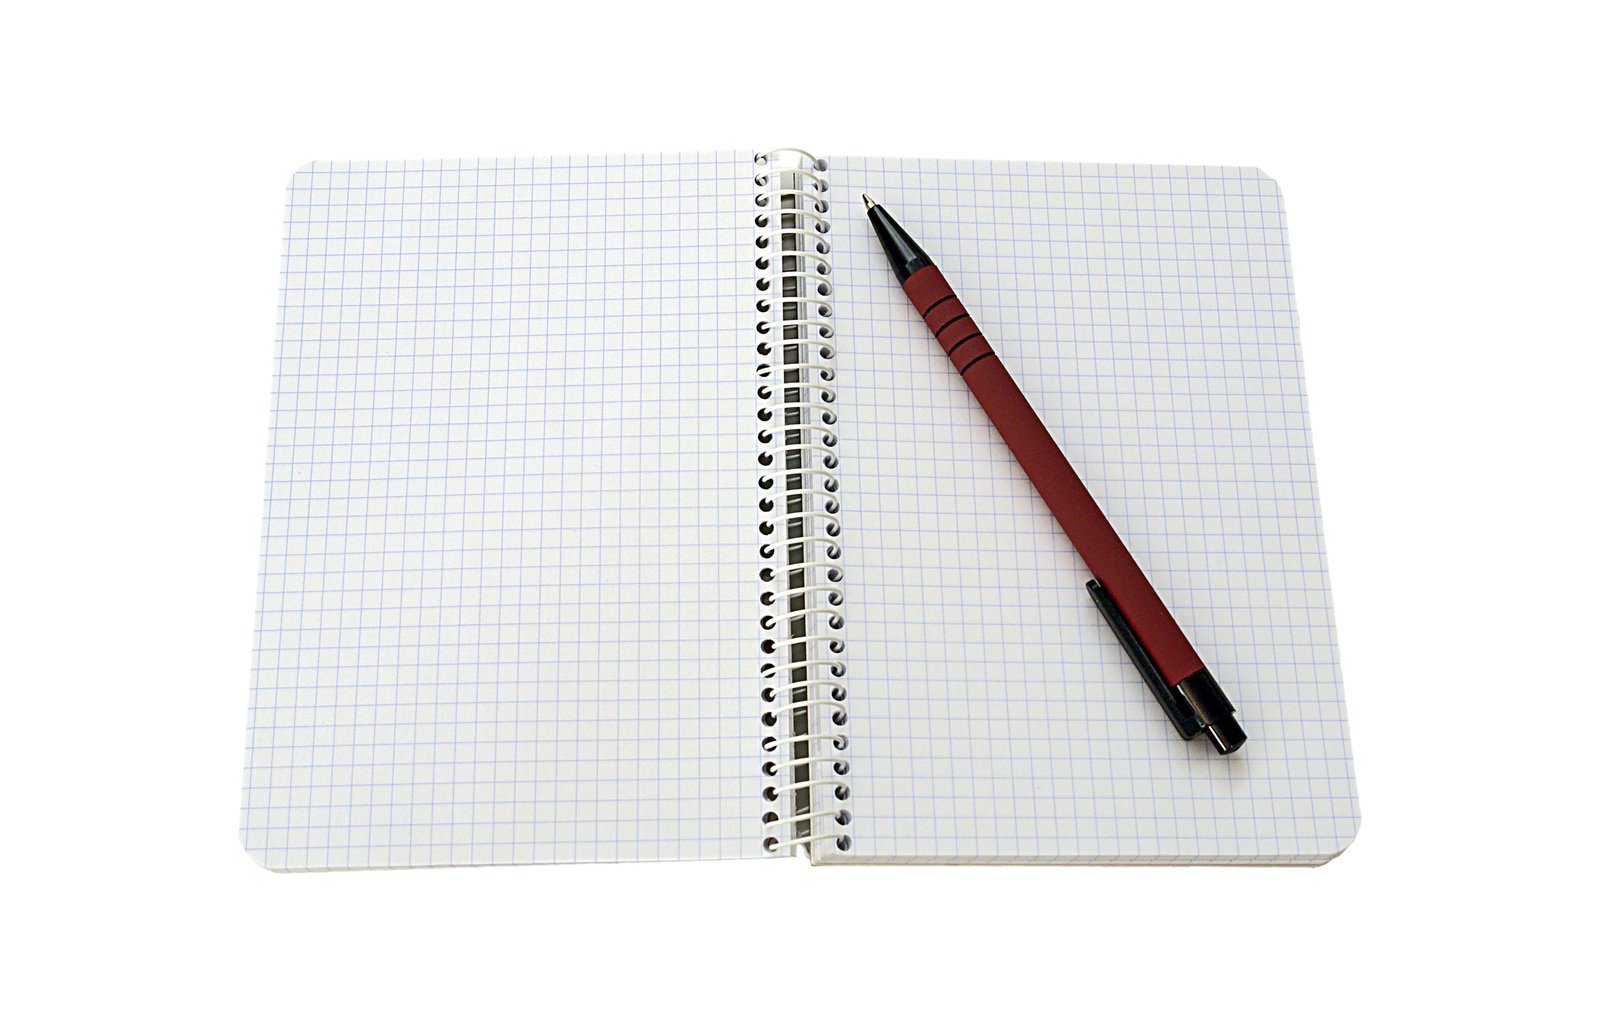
[241,148,1359,870]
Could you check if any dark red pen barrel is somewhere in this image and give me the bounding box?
[902,266,1205,687]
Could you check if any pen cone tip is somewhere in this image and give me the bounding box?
[862,193,876,210]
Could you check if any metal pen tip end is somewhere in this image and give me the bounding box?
[1203,717,1248,755]
[862,194,876,210]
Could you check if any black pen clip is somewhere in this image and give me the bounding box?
[1086,580,1203,739]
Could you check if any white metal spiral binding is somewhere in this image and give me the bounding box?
[754,149,852,856]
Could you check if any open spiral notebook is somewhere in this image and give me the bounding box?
[241,149,1358,870]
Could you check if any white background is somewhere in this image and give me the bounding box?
[2,1,1593,1015]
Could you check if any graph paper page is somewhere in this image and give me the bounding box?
[242,153,763,870]
[819,158,1358,864]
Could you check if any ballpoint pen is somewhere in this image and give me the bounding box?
[864,195,1246,753]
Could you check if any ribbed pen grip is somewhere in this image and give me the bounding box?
[902,266,996,376]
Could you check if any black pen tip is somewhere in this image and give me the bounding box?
[862,194,876,211]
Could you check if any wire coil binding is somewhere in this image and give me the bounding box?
[754,149,851,856]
